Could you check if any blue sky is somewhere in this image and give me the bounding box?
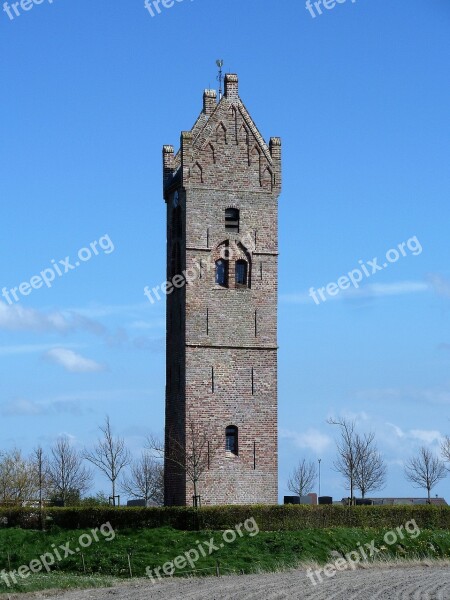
[0,0,449,502]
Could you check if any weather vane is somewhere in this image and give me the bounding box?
[216,59,224,100]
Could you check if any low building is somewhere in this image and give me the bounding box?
[340,497,448,506]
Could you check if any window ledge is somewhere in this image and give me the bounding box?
[211,286,251,291]
[225,451,239,459]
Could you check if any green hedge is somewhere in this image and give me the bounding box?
[1,505,450,531]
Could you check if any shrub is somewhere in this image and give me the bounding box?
[0,505,449,531]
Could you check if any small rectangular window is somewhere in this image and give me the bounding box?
[226,426,238,455]
[225,208,239,231]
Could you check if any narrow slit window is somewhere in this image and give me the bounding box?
[215,259,228,287]
[225,208,239,231]
[235,260,248,287]
[226,426,238,455]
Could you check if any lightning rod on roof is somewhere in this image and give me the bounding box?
[216,59,224,100]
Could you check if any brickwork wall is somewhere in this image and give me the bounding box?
[163,75,281,506]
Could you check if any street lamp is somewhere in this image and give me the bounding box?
[318,458,322,498]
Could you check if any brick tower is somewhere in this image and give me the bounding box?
[162,74,281,506]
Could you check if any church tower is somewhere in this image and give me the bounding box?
[162,74,281,506]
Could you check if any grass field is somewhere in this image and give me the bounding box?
[1,526,450,594]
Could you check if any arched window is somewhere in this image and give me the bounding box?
[215,259,228,287]
[225,208,239,231]
[235,260,248,287]
[226,426,238,455]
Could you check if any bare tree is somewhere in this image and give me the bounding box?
[0,449,36,505]
[328,417,360,504]
[48,437,92,504]
[121,452,164,506]
[404,446,446,502]
[441,436,450,469]
[287,459,317,497]
[31,446,51,528]
[148,414,220,507]
[84,416,131,505]
[354,433,387,498]
[31,446,51,508]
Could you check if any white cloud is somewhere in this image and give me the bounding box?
[281,280,430,304]
[280,428,332,454]
[44,348,106,373]
[0,302,70,333]
[1,398,44,416]
[410,429,443,445]
[0,343,81,356]
[386,422,443,446]
[1,398,82,416]
[356,282,429,298]
[387,422,405,438]
[0,302,106,336]
[68,303,153,319]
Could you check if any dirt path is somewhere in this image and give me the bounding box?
[11,566,450,600]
